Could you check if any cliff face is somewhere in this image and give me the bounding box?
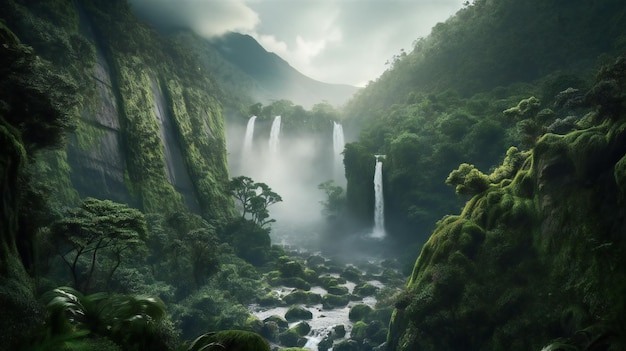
[1,0,233,221]
[387,58,626,351]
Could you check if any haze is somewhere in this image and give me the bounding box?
[129,0,464,86]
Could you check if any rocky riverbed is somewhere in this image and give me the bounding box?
[248,252,406,351]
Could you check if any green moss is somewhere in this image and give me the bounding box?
[113,56,184,213]
[284,306,312,322]
[322,294,350,309]
[350,321,368,342]
[348,304,373,322]
[188,330,270,351]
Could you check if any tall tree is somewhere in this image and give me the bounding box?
[228,176,282,227]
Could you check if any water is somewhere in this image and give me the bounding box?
[243,115,257,155]
[269,116,282,155]
[372,157,386,239]
[333,121,345,185]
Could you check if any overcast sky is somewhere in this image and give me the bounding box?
[129,0,464,87]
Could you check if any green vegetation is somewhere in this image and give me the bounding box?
[387,57,626,351]
[3,0,626,350]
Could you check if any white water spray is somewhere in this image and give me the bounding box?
[243,116,257,154]
[333,121,345,184]
[269,116,281,154]
[372,156,386,239]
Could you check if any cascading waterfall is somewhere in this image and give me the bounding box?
[269,115,281,154]
[333,121,345,184]
[243,115,257,154]
[372,156,386,238]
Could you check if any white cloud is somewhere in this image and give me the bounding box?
[129,0,259,37]
[130,0,464,86]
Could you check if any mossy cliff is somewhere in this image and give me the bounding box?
[387,58,626,351]
[1,0,233,221]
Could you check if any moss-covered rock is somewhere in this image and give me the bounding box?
[278,328,307,348]
[263,315,289,330]
[353,282,379,297]
[348,303,373,322]
[326,285,349,295]
[284,306,313,321]
[322,294,350,309]
[333,339,359,351]
[188,330,270,351]
[340,266,363,282]
[283,289,322,305]
[292,321,311,336]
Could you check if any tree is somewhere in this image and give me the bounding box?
[228,176,282,227]
[50,198,147,292]
[318,180,345,220]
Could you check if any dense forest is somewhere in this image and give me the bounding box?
[1,0,626,350]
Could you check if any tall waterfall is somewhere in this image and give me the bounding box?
[333,121,345,184]
[372,156,386,238]
[269,116,281,154]
[243,115,257,154]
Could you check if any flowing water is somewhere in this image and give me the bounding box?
[333,121,345,185]
[269,116,282,155]
[372,157,386,239]
[243,115,257,156]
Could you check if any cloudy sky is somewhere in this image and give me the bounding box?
[129,0,464,87]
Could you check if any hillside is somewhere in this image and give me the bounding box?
[208,32,359,109]
[338,0,626,252]
[387,56,626,350]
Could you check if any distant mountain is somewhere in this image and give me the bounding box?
[208,32,359,108]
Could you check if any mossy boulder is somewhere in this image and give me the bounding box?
[333,324,346,338]
[348,304,373,322]
[333,339,359,351]
[260,321,280,341]
[279,260,305,278]
[322,294,350,309]
[319,275,346,290]
[353,282,379,297]
[340,266,363,282]
[188,330,270,351]
[326,285,349,295]
[283,289,322,305]
[258,291,283,307]
[306,255,326,267]
[278,328,307,348]
[263,315,288,330]
[292,321,311,336]
[281,277,311,291]
[284,306,313,321]
[303,268,319,284]
[350,321,368,342]
[365,320,388,344]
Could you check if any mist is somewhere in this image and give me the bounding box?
[226,115,338,249]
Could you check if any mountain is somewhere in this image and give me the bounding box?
[330,0,626,349]
[207,32,359,109]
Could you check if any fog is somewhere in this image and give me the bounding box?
[227,116,338,249]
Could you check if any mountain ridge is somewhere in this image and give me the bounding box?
[207,32,359,108]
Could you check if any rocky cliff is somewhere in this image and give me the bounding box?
[1,0,233,221]
[387,57,626,351]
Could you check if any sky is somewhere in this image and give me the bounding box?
[128,0,465,87]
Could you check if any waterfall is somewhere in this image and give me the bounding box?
[243,115,257,154]
[269,115,281,154]
[372,156,386,238]
[333,121,345,184]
